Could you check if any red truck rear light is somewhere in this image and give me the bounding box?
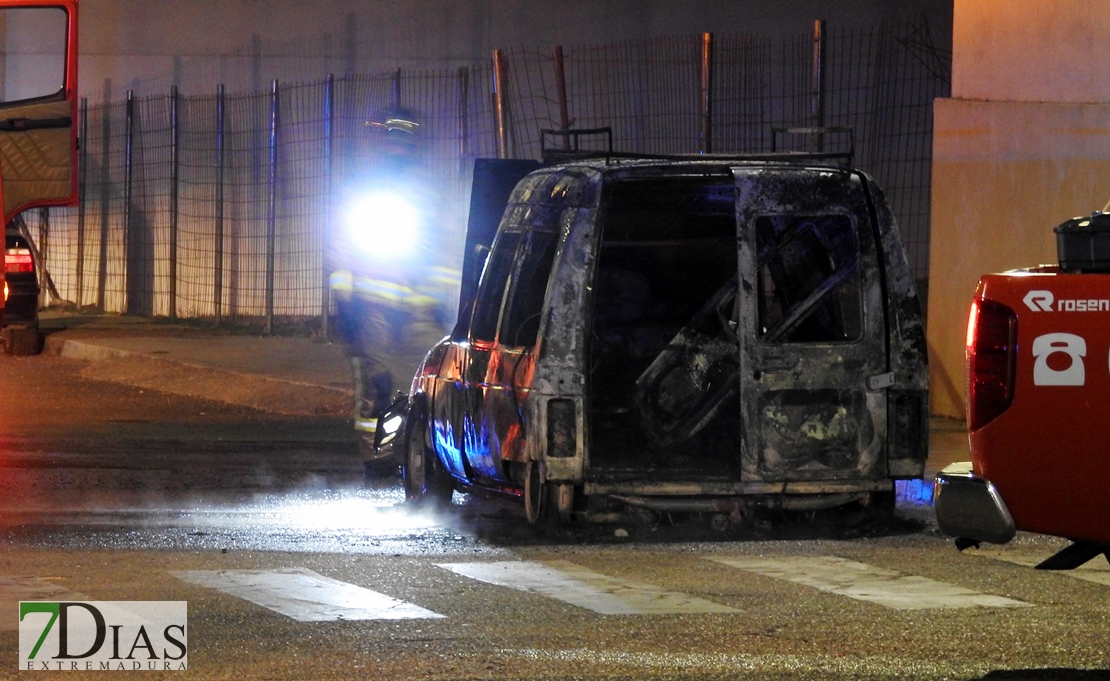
[966,297,1017,430]
[5,248,32,274]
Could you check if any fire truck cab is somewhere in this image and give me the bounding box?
[0,0,80,353]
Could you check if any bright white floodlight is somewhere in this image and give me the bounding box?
[345,191,419,258]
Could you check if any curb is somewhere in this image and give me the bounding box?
[46,337,353,417]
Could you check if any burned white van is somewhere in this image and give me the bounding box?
[383,152,927,527]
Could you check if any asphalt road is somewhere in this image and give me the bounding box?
[0,352,1108,680]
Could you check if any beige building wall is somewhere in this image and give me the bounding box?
[928,0,1110,418]
[951,0,1110,102]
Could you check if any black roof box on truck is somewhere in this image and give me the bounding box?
[1055,212,1110,273]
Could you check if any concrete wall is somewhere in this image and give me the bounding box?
[928,0,1110,418]
[952,0,1110,102]
[76,0,951,100]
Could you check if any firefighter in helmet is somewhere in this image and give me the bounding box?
[329,110,435,466]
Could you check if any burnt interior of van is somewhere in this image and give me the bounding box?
[588,174,743,479]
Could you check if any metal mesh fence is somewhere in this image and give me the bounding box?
[26,16,948,323]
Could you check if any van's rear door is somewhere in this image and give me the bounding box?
[734,167,888,483]
[0,0,78,224]
[457,159,540,335]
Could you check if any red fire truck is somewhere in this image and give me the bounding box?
[935,213,1110,569]
[0,0,79,353]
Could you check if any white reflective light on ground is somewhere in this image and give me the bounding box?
[160,489,453,554]
[230,490,436,533]
[0,487,491,556]
[709,555,1031,610]
[437,560,738,615]
[130,487,439,537]
[173,568,444,621]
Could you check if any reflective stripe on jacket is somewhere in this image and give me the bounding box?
[330,269,435,309]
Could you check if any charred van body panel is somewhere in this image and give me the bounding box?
[400,157,928,522]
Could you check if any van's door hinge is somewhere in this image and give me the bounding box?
[866,372,895,391]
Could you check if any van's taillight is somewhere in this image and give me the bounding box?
[5,248,32,273]
[546,398,577,458]
[966,297,1017,430]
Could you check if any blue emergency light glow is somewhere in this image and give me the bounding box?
[345,191,419,258]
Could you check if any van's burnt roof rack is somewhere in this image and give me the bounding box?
[539,126,855,167]
[540,127,614,163]
[771,126,854,167]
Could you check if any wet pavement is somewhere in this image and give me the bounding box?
[0,488,489,556]
[7,311,1073,681]
[0,510,1107,680]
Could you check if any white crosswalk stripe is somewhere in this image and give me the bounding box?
[171,568,444,621]
[708,555,1031,610]
[436,560,738,615]
[0,576,87,631]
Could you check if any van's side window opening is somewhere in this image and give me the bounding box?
[470,231,522,343]
[499,230,558,347]
[756,214,862,343]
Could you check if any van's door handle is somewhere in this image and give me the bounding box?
[866,372,895,390]
[755,357,796,372]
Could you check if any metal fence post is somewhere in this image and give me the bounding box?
[811,19,827,152]
[76,96,88,306]
[321,74,334,339]
[699,32,714,154]
[457,66,469,167]
[554,46,570,149]
[38,208,49,305]
[455,66,470,269]
[391,68,401,110]
[265,79,279,335]
[492,49,508,159]
[169,85,179,318]
[215,84,225,324]
[124,89,135,314]
[96,92,111,312]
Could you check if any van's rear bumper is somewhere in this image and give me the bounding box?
[934,462,1016,544]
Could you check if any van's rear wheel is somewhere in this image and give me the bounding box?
[523,461,549,525]
[524,464,576,525]
[402,406,452,507]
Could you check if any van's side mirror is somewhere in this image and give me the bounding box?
[473,244,491,270]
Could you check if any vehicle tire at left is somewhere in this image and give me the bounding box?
[3,325,40,356]
[402,404,453,507]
